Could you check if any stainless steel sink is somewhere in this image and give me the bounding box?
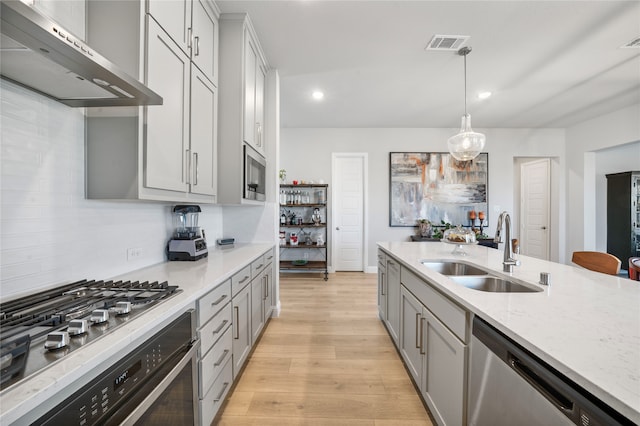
[449,276,543,293]
[422,261,489,276]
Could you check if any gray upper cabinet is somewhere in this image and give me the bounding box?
[85,0,219,203]
[217,13,269,204]
[191,0,218,85]
[147,0,191,54]
[148,0,218,85]
[243,33,266,156]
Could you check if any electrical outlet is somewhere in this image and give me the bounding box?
[127,247,142,261]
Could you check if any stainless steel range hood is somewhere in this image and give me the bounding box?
[0,0,162,107]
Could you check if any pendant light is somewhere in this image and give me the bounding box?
[447,46,486,161]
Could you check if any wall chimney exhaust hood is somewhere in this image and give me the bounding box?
[0,0,162,107]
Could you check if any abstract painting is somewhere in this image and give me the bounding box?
[389,152,488,227]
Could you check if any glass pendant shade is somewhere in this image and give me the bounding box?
[447,114,486,161]
[447,46,486,161]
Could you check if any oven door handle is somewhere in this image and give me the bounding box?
[119,340,200,426]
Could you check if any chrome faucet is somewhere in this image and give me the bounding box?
[494,211,520,273]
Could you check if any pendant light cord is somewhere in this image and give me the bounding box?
[458,46,472,118]
[463,51,467,116]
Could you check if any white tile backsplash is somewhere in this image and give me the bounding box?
[0,80,223,299]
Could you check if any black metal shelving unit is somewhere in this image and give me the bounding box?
[279,184,329,280]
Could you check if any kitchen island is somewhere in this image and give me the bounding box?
[378,241,640,424]
[0,243,274,425]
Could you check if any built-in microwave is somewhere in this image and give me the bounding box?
[244,144,266,201]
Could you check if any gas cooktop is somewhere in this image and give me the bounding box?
[0,279,180,390]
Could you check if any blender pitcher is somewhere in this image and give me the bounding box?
[173,205,202,239]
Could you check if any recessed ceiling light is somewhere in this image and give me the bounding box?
[478,91,492,100]
[312,91,324,100]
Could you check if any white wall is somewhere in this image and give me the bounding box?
[565,104,640,262]
[0,80,224,299]
[281,127,565,269]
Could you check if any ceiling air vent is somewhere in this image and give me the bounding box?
[425,35,470,51]
[621,36,640,48]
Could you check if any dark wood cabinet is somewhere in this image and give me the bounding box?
[606,171,640,265]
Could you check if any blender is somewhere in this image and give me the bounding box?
[167,205,208,261]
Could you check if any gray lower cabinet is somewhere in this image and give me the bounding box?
[385,256,401,345]
[263,263,275,320]
[401,286,466,425]
[231,281,252,379]
[250,271,265,344]
[377,251,387,321]
[396,264,469,426]
[197,278,233,425]
[400,285,423,382]
[197,247,275,424]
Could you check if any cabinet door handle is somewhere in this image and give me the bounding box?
[187,27,192,49]
[210,294,227,306]
[419,317,426,355]
[256,123,262,147]
[184,148,191,184]
[213,320,228,335]
[384,276,387,296]
[193,152,199,185]
[214,349,229,367]
[380,272,385,296]
[265,276,269,300]
[214,382,229,402]
[194,35,200,56]
[233,306,239,339]
[415,313,421,349]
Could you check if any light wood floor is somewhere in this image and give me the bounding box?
[216,272,433,425]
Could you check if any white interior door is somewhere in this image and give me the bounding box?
[520,159,550,260]
[332,153,366,271]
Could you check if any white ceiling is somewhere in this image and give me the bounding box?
[217,0,640,129]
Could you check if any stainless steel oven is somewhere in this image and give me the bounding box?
[34,310,200,426]
[244,144,266,201]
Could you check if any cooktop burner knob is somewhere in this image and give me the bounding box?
[90,309,110,324]
[67,319,89,336]
[44,331,69,350]
[114,301,132,315]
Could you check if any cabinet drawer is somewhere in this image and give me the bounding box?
[197,279,231,327]
[263,247,275,264]
[231,265,252,296]
[199,302,232,356]
[251,254,266,278]
[199,326,233,397]
[401,266,468,342]
[199,356,233,426]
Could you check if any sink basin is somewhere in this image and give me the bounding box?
[449,276,543,293]
[422,261,489,276]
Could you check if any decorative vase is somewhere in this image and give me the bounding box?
[419,222,432,237]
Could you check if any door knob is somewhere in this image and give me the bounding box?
[541,226,547,230]
[336,227,340,230]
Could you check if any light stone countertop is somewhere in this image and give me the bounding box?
[378,241,640,424]
[0,243,273,425]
